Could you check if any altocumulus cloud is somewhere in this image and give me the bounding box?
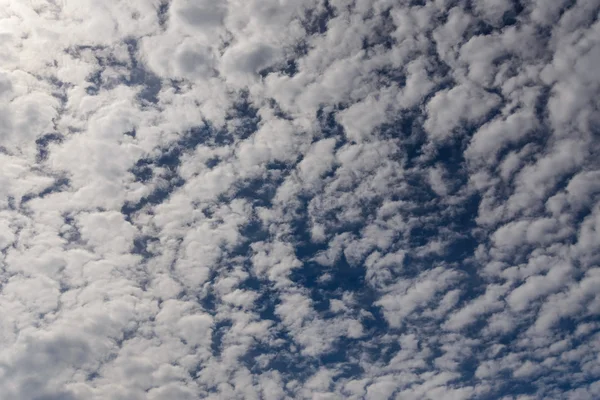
[0,0,599,399]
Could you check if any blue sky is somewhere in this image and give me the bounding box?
[0,0,599,399]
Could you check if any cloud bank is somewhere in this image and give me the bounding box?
[0,0,599,398]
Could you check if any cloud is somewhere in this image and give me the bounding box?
[424,83,501,140]
[0,0,598,398]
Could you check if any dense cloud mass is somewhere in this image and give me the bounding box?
[0,0,599,398]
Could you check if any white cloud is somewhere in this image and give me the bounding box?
[425,83,501,140]
[0,0,598,398]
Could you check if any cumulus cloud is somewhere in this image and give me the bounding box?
[0,0,599,398]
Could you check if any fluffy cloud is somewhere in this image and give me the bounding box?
[0,0,599,399]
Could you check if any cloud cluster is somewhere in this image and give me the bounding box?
[0,0,599,398]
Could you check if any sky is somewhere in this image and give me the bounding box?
[0,0,599,399]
